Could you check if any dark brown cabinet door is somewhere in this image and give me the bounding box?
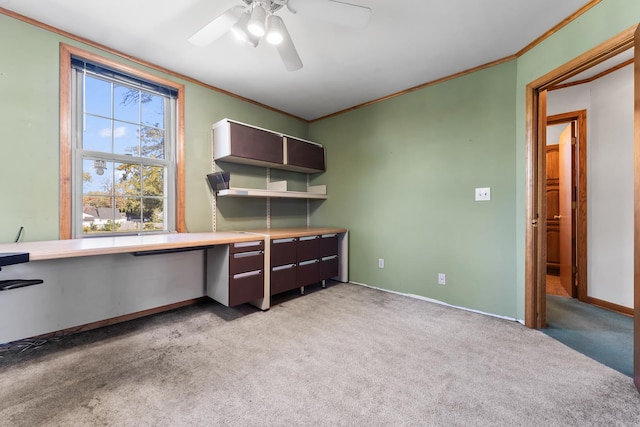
[229,122,283,165]
[319,256,339,280]
[271,238,297,267]
[229,271,264,306]
[271,264,297,295]
[319,234,338,258]
[286,137,325,173]
[297,235,320,262]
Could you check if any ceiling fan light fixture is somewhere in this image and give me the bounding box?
[265,15,285,45]
[247,4,267,37]
[231,10,252,41]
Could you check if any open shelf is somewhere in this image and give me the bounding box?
[217,187,328,200]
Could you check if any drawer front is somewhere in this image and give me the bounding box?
[270,264,298,295]
[319,234,338,258]
[229,122,283,165]
[230,240,264,255]
[229,270,264,306]
[297,259,320,287]
[271,238,297,267]
[230,250,264,275]
[319,256,339,281]
[297,235,320,262]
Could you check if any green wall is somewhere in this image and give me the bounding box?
[0,13,308,242]
[309,62,518,318]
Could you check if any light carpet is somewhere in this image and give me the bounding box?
[1,283,639,426]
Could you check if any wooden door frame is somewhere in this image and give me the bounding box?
[524,24,639,389]
[546,110,588,305]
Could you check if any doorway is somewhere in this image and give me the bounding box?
[524,25,640,390]
[545,110,587,305]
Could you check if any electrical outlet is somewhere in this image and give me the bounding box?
[378,258,384,269]
[438,273,446,285]
[475,187,491,201]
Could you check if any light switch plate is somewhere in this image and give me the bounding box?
[475,187,491,201]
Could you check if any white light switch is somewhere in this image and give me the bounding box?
[475,187,491,201]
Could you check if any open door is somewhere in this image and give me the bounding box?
[558,123,575,297]
[633,24,640,393]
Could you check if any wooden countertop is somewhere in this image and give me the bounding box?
[0,232,262,261]
[244,227,348,239]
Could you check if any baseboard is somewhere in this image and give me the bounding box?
[349,281,522,324]
[586,296,633,317]
[10,297,208,345]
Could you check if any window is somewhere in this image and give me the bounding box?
[61,45,184,238]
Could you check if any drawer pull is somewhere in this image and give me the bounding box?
[273,264,296,271]
[234,241,263,248]
[298,259,318,267]
[321,234,337,238]
[273,238,296,244]
[299,235,319,241]
[321,255,338,261]
[233,250,264,258]
[233,270,262,279]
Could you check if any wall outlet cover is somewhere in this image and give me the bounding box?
[475,187,491,201]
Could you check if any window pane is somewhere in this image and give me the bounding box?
[143,198,164,231]
[141,126,165,159]
[115,162,141,197]
[142,165,164,196]
[82,195,114,235]
[113,121,140,156]
[82,158,113,196]
[83,115,113,152]
[84,75,111,118]
[141,93,164,127]
[117,197,141,233]
[114,85,140,123]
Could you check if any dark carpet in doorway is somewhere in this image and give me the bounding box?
[544,295,632,377]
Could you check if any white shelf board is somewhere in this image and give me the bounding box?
[217,187,328,200]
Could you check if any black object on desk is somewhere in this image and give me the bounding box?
[0,252,44,291]
[0,252,29,268]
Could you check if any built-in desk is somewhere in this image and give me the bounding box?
[0,229,348,344]
[0,232,262,344]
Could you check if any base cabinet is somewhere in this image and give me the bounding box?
[207,241,265,307]
[270,233,340,296]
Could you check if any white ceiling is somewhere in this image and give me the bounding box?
[1,0,593,121]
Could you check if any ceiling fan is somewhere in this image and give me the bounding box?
[188,0,371,71]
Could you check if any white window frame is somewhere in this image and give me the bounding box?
[70,58,177,238]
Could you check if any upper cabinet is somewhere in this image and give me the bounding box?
[213,119,325,174]
[285,137,325,173]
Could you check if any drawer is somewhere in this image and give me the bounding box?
[319,234,338,258]
[230,250,264,275]
[270,264,298,295]
[271,238,297,267]
[297,235,320,262]
[229,270,264,306]
[319,256,339,281]
[297,259,320,287]
[230,240,264,255]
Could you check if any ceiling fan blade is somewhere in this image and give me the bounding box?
[188,5,245,46]
[275,24,303,71]
[286,0,371,29]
